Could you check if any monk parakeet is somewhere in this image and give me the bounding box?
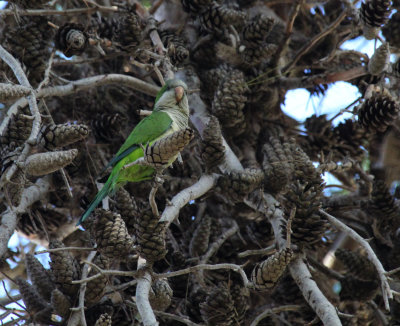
[77,79,189,225]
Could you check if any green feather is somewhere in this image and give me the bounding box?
[78,79,189,226]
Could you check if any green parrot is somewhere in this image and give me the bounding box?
[77,79,189,226]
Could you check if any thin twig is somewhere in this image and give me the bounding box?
[154,310,204,326]
[155,263,251,288]
[200,220,239,263]
[286,207,295,248]
[272,0,304,67]
[284,9,348,73]
[250,305,303,326]
[237,245,276,258]
[0,176,51,259]
[149,0,164,15]
[0,45,40,144]
[0,5,118,16]
[320,209,392,311]
[68,251,96,326]
[35,246,95,255]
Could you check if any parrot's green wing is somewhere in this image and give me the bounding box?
[104,111,173,169]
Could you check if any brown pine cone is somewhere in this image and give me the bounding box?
[55,23,88,57]
[383,12,400,47]
[262,137,294,194]
[201,116,225,172]
[358,92,400,132]
[111,187,137,234]
[85,254,110,306]
[149,279,173,311]
[251,248,294,290]
[93,209,134,259]
[189,215,212,257]
[200,283,237,326]
[49,239,81,298]
[282,180,328,248]
[335,249,377,281]
[15,278,53,324]
[200,3,247,35]
[134,209,167,262]
[51,288,72,318]
[217,168,264,202]
[360,0,392,39]
[25,254,55,302]
[38,123,90,150]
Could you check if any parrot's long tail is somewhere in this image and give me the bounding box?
[76,172,118,226]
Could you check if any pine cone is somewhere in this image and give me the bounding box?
[211,68,248,134]
[200,284,237,326]
[291,143,324,188]
[55,23,89,57]
[0,83,31,102]
[15,278,53,324]
[144,128,194,167]
[242,14,274,44]
[189,215,212,257]
[95,313,112,326]
[25,254,55,302]
[239,43,278,66]
[134,209,167,262]
[201,116,225,171]
[181,0,214,14]
[360,0,391,39]
[282,180,328,248]
[93,209,134,259]
[149,279,173,311]
[5,17,55,85]
[91,113,125,142]
[114,11,142,51]
[382,12,400,47]
[217,168,264,202]
[251,248,294,290]
[335,249,377,280]
[4,167,25,207]
[229,283,249,324]
[262,137,294,194]
[200,3,247,35]
[333,119,367,161]
[38,123,90,150]
[367,180,400,231]
[112,187,137,234]
[85,254,110,306]
[358,92,400,132]
[49,239,81,298]
[51,288,72,318]
[0,107,32,148]
[339,275,379,301]
[368,42,390,75]
[200,64,232,100]
[159,29,189,65]
[25,149,78,176]
[299,114,334,161]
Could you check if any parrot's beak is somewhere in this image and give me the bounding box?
[175,86,184,103]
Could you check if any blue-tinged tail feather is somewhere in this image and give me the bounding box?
[76,174,116,226]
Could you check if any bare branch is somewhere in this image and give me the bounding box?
[155,263,251,288]
[320,209,393,311]
[0,176,51,259]
[136,258,158,326]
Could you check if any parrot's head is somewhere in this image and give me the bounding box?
[154,79,189,116]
